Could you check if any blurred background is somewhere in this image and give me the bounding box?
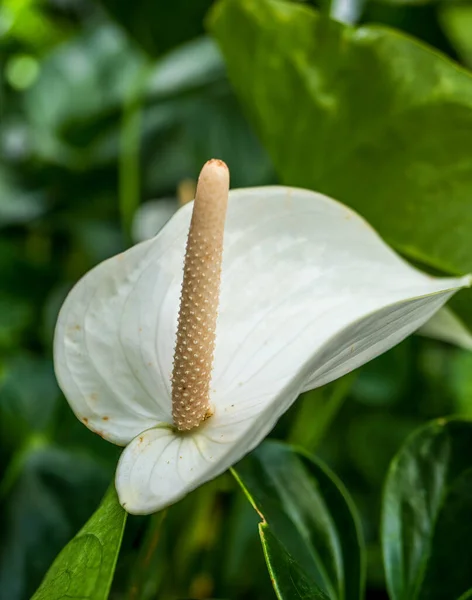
[1,0,472,598]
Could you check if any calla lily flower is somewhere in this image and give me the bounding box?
[54,160,470,515]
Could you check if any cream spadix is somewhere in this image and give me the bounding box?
[172,159,229,430]
[53,161,471,514]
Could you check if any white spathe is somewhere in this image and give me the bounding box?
[54,186,470,514]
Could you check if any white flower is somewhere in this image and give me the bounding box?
[54,160,470,515]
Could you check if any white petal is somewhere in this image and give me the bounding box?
[114,187,470,513]
[53,210,189,444]
[116,426,225,514]
[116,412,279,514]
[418,307,472,350]
[212,187,470,398]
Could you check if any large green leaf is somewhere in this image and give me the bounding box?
[209,0,472,327]
[382,418,472,600]
[31,485,126,600]
[233,441,365,600]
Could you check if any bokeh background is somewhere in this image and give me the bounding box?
[1,0,472,598]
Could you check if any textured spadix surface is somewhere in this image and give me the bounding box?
[54,187,470,514]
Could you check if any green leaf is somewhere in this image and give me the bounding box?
[260,525,329,600]
[440,4,472,68]
[209,0,472,327]
[382,418,472,600]
[31,484,126,600]
[233,441,365,600]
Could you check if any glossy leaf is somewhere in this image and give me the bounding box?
[31,485,126,600]
[233,441,365,600]
[260,526,329,600]
[210,0,472,327]
[382,418,472,600]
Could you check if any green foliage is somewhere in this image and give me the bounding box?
[96,0,213,57]
[0,167,45,226]
[440,4,472,68]
[233,441,365,600]
[0,447,109,600]
[31,486,127,600]
[260,528,330,600]
[0,355,58,438]
[234,422,472,600]
[209,0,472,328]
[382,418,472,600]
